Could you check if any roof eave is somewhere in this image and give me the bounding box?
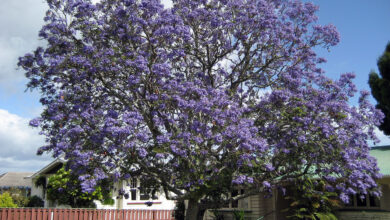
[29,157,66,179]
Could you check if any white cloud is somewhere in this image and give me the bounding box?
[0,109,51,174]
[0,0,47,84]
[0,37,41,83]
[374,127,390,146]
[0,157,51,174]
[161,0,173,8]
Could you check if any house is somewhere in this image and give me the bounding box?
[336,145,390,220]
[29,146,390,219]
[28,157,66,207]
[203,145,390,220]
[0,172,33,198]
[29,158,175,210]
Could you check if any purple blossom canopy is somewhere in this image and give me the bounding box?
[19,0,382,211]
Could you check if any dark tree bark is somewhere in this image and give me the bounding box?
[185,199,200,220]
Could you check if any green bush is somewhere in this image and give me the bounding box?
[0,192,18,208]
[233,210,246,220]
[5,188,29,207]
[284,178,340,220]
[26,195,44,207]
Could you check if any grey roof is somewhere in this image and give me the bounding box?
[0,172,34,188]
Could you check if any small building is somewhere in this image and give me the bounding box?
[0,172,33,197]
[336,146,390,220]
[204,146,390,220]
[28,157,66,207]
[29,158,175,210]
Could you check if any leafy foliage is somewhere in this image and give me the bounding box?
[284,178,340,220]
[46,166,113,208]
[19,0,382,218]
[369,42,390,135]
[0,188,30,207]
[34,176,47,188]
[26,195,44,207]
[232,209,246,220]
[7,188,29,207]
[0,192,18,208]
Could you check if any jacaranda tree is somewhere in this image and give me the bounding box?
[19,0,383,218]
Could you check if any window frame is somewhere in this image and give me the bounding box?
[126,178,159,202]
[345,194,380,209]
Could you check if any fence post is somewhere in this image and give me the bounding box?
[109,209,114,220]
[63,209,69,220]
[81,208,86,220]
[25,209,30,220]
[153,210,157,220]
[31,208,36,220]
[13,208,19,220]
[123,210,129,220]
[116,209,121,220]
[52,209,57,220]
[75,208,80,220]
[67,208,73,220]
[1,208,6,220]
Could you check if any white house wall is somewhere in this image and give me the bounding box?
[95,179,176,210]
[30,184,44,199]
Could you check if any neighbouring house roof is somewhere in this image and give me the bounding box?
[29,157,66,179]
[370,145,390,176]
[0,172,34,189]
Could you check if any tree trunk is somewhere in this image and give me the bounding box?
[185,199,200,220]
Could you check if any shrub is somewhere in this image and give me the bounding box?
[0,192,18,208]
[26,195,44,207]
[5,188,29,207]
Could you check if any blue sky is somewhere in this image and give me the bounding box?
[0,0,389,173]
[313,0,390,103]
[312,0,390,145]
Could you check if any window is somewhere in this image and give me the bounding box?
[129,179,137,188]
[369,195,380,207]
[347,194,380,209]
[129,178,137,200]
[127,178,158,201]
[345,195,354,207]
[356,194,367,207]
[129,179,137,200]
[140,188,158,200]
[140,188,150,200]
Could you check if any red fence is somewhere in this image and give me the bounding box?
[0,208,174,220]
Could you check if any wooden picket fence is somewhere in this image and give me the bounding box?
[0,208,174,220]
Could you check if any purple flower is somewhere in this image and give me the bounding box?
[263,181,271,189]
[138,148,148,158]
[18,0,381,208]
[29,118,41,127]
[265,163,275,171]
